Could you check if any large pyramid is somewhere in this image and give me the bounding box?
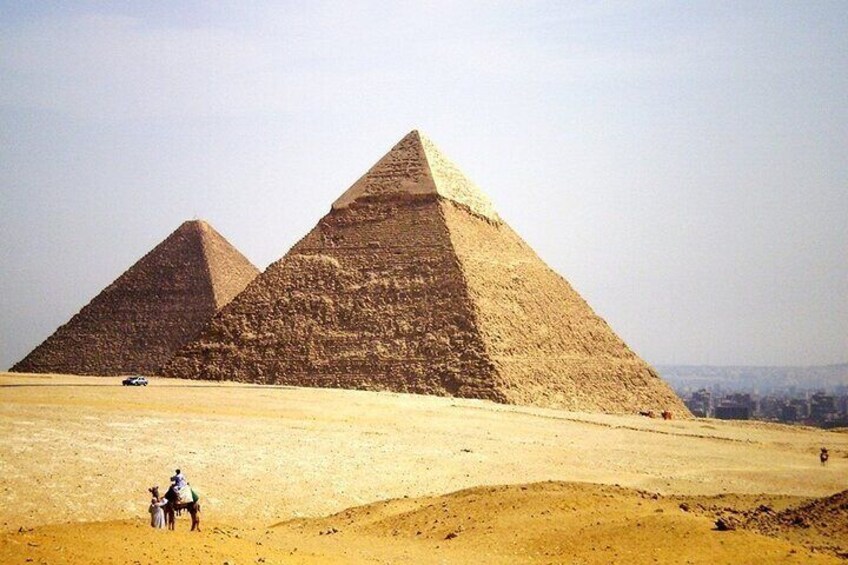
[165,131,688,415]
[12,220,259,376]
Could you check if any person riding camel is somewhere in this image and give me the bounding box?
[170,469,189,502]
[171,469,187,490]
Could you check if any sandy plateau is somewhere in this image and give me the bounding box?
[1,372,846,563]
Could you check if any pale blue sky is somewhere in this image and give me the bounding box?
[1,1,846,369]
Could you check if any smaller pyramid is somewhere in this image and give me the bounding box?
[11,220,259,376]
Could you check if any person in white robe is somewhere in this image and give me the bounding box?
[149,497,167,529]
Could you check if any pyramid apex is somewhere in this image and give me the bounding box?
[176,219,209,233]
[406,129,429,142]
[332,131,500,222]
[182,218,210,227]
[397,129,436,149]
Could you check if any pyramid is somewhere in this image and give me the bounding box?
[165,131,689,415]
[11,220,259,376]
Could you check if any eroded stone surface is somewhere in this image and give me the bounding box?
[11,220,259,376]
[165,132,687,415]
[442,201,687,413]
[420,134,499,222]
[332,130,499,222]
[166,201,503,400]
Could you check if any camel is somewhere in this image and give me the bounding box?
[149,485,201,531]
[820,448,829,466]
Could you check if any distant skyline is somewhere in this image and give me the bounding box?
[1,1,846,369]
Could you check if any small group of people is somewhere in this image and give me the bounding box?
[149,469,188,529]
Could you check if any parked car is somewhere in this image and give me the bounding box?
[122,376,148,386]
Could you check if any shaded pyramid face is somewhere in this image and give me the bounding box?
[165,131,689,415]
[12,220,259,376]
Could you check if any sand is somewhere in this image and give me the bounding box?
[1,372,846,563]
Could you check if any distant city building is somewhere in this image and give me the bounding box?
[780,404,798,422]
[810,392,836,422]
[675,382,848,429]
[685,389,712,417]
[715,405,751,420]
[724,393,755,411]
[790,398,810,420]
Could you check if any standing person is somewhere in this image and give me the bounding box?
[149,495,167,529]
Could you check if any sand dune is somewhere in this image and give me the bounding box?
[1,372,846,562]
[2,482,844,564]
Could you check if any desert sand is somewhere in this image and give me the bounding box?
[1,372,846,563]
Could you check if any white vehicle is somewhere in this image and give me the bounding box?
[122,376,148,386]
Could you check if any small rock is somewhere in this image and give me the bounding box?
[445,532,459,540]
[679,503,690,512]
[715,518,736,531]
[790,516,809,528]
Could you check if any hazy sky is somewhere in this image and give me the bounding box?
[1,1,846,369]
